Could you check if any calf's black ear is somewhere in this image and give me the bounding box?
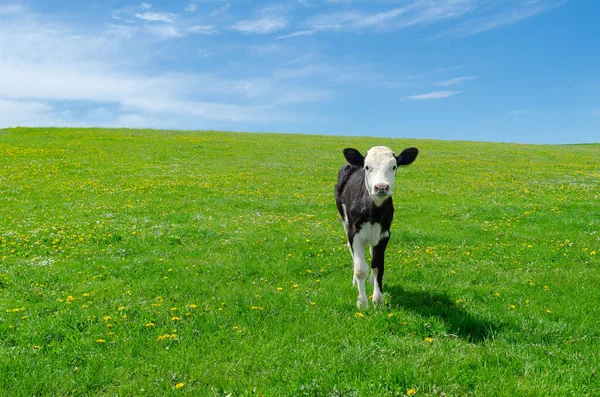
[343,148,365,167]
[396,147,419,166]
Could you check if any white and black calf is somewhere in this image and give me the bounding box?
[335,146,419,308]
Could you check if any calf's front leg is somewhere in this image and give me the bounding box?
[370,237,389,305]
[351,237,369,309]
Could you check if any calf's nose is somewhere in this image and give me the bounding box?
[374,183,390,194]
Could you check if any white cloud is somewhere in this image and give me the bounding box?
[0,99,54,126]
[135,12,176,23]
[0,3,24,14]
[434,0,567,37]
[140,3,153,10]
[198,48,213,58]
[210,2,231,18]
[305,2,474,33]
[436,76,476,86]
[146,24,181,38]
[0,8,331,129]
[588,109,600,117]
[297,0,566,37]
[232,16,287,34]
[185,4,197,12]
[405,91,461,100]
[187,25,218,35]
[277,29,317,40]
[356,8,409,28]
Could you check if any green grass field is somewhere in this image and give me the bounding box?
[1,127,599,396]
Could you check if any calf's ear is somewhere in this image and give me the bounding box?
[343,148,365,167]
[396,147,419,166]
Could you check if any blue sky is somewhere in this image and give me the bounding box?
[0,0,598,144]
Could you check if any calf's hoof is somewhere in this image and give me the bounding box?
[357,296,368,310]
[372,292,385,306]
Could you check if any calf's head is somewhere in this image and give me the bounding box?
[343,146,419,204]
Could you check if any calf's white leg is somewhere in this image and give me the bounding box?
[371,268,384,305]
[352,238,369,309]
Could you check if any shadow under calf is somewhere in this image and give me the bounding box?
[386,284,501,343]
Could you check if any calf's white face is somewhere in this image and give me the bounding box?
[343,145,419,205]
[363,146,398,199]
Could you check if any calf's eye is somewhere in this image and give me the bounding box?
[365,166,370,171]
[392,165,397,171]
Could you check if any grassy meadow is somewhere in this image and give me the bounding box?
[0,127,599,396]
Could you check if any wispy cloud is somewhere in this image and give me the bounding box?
[436,76,476,86]
[135,12,176,23]
[146,24,180,38]
[232,16,287,34]
[0,6,332,128]
[435,0,567,37]
[288,0,567,38]
[210,2,231,18]
[187,25,218,35]
[304,2,475,33]
[277,29,317,40]
[405,91,461,100]
[588,108,600,117]
[0,3,24,14]
[184,4,197,13]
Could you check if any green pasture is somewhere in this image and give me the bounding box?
[0,127,598,396]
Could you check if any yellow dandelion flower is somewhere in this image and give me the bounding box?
[407,388,417,396]
[546,309,552,314]
[188,304,197,309]
[103,316,111,321]
[509,305,516,309]
[387,313,394,318]
[96,339,105,343]
[118,306,125,311]
[543,286,549,291]
[277,287,283,291]
[355,312,365,318]
[175,383,185,389]
[145,322,155,327]
[424,337,433,343]
[171,316,181,322]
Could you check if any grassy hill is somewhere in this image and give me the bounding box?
[1,127,599,396]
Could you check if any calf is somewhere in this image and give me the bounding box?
[335,146,419,308]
